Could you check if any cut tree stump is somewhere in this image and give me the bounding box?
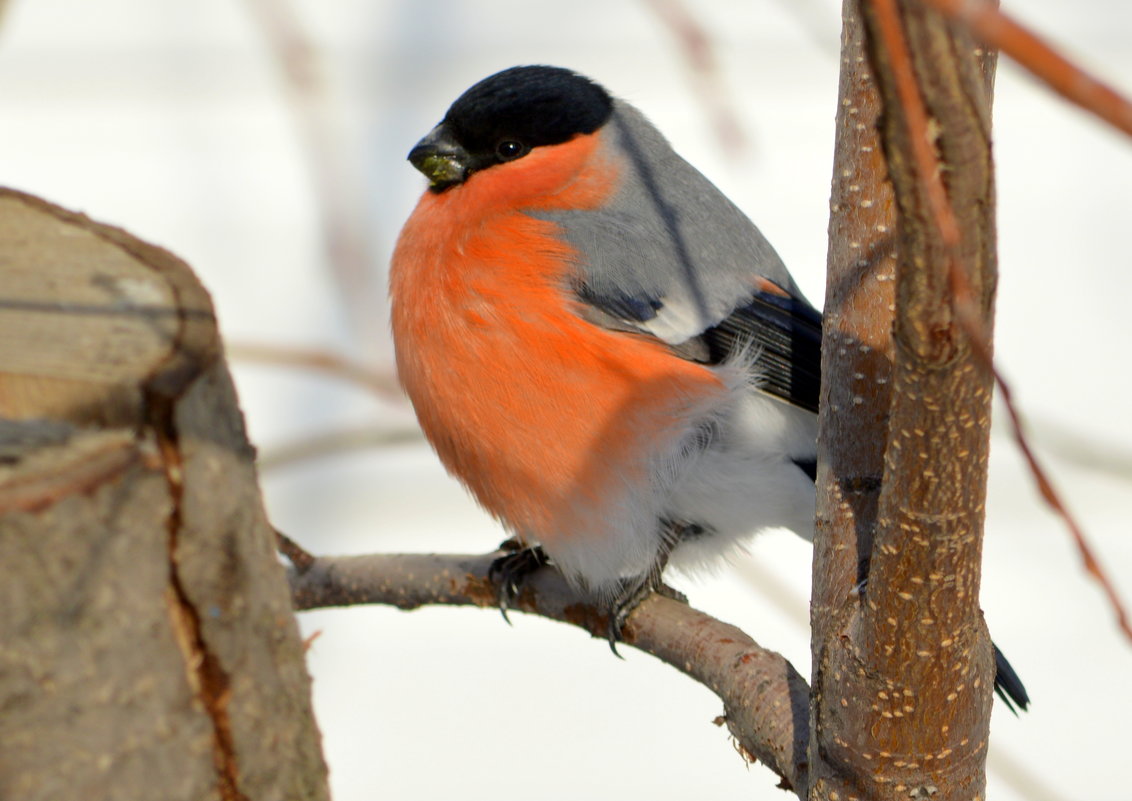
[0,188,329,801]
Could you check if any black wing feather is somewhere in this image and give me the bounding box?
[697,290,823,413]
[574,281,823,412]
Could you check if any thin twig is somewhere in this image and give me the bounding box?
[989,362,1132,640]
[256,425,422,471]
[872,0,1132,643]
[241,0,381,337]
[922,0,1132,138]
[641,0,747,155]
[276,529,316,572]
[227,342,403,400]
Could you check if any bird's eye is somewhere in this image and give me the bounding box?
[495,140,526,161]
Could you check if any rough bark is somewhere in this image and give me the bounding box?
[0,189,329,801]
[811,2,999,799]
[811,0,899,758]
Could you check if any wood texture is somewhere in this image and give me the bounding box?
[810,2,1000,798]
[0,189,329,801]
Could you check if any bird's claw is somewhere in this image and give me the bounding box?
[605,576,688,656]
[487,542,547,624]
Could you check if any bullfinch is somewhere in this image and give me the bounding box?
[389,65,1028,712]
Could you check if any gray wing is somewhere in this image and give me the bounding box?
[538,101,821,412]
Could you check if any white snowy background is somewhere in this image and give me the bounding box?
[1,1,1130,799]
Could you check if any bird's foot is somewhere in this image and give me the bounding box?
[606,575,688,656]
[487,541,548,623]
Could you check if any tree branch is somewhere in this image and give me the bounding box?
[288,548,810,793]
[922,0,1132,137]
[227,342,403,400]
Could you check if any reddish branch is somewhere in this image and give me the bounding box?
[992,370,1132,640]
[900,0,1132,643]
[948,256,1132,642]
[287,548,810,792]
[922,0,1132,137]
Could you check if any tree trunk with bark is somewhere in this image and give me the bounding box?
[811,1,1000,798]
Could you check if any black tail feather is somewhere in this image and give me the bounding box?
[993,643,1031,715]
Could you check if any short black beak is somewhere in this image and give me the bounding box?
[408,124,470,191]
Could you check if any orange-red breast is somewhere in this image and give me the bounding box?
[389,65,1027,712]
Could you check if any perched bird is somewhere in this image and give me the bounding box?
[390,65,1028,712]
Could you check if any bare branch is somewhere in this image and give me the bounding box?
[240,0,382,336]
[256,425,423,471]
[813,0,899,687]
[922,0,1132,138]
[991,362,1132,641]
[227,342,403,400]
[276,530,317,573]
[948,254,1131,642]
[640,0,747,155]
[894,0,1132,644]
[288,549,810,793]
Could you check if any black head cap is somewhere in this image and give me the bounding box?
[410,66,614,191]
[443,65,613,155]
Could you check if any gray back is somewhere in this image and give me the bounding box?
[533,100,802,343]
